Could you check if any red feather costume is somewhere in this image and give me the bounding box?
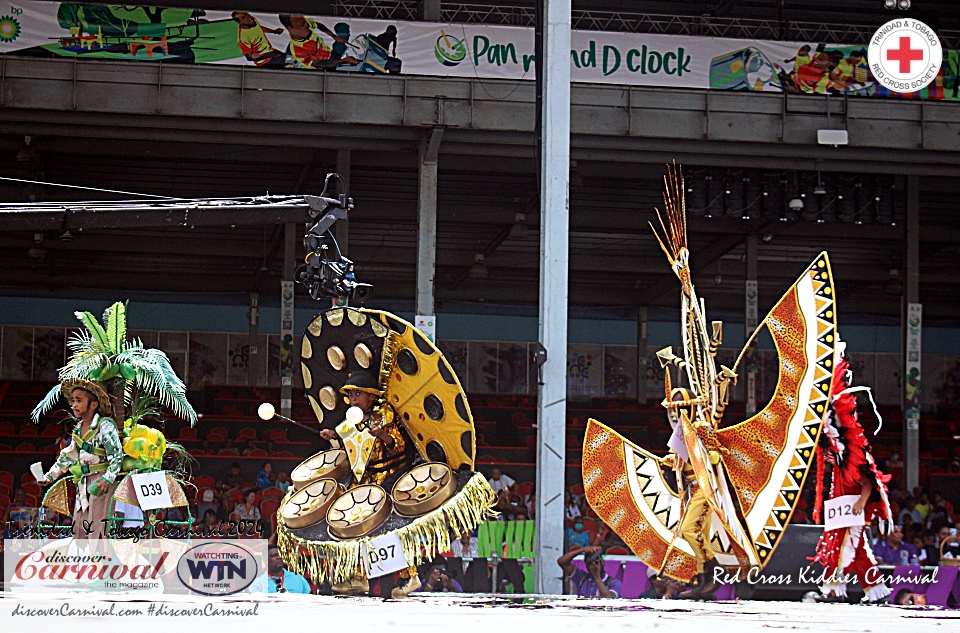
[811,353,893,602]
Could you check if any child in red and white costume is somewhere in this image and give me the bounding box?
[812,346,893,605]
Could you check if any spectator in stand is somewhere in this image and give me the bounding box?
[222,462,245,491]
[914,491,931,521]
[566,517,591,550]
[927,493,953,530]
[557,545,621,598]
[450,529,478,564]
[5,487,33,524]
[242,439,258,457]
[525,492,536,520]
[197,508,221,536]
[911,534,936,566]
[256,462,275,489]
[885,453,905,491]
[873,525,918,565]
[417,563,462,593]
[223,437,237,454]
[235,489,262,523]
[948,460,960,474]
[488,467,515,495]
[639,566,685,599]
[564,490,581,520]
[275,470,291,493]
[197,439,212,455]
[450,529,482,592]
[939,525,960,561]
[266,440,276,456]
[251,544,311,593]
[197,489,224,521]
[494,489,526,520]
[899,497,922,526]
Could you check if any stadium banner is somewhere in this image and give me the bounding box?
[0,3,957,100]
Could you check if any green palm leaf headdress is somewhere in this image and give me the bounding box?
[31,301,198,426]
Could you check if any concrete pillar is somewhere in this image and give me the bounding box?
[419,0,441,21]
[417,129,442,318]
[248,291,259,387]
[336,150,350,257]
[534,0,571,596]
[744,235,758,416]
[903,175,920,492]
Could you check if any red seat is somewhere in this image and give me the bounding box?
[16,442,35,452]
[516,481,534,498]
[22,482,40,497]
[248,448,268,457]
[178,427,197,440]
[218,448,239,455]
[193,475,215,490]
[228,488,244,505]
[236,428,258,441]
[207,426,228,440]
[0,421,14,434]
[569,484,585,497]
[605,546,630,555]
[268,429,288,442]
[262,487,283,499]
[0,471,14,488]
[260,498,281,532]
[18,425,38,436]
[41,423,60,437]
[274,450,294,458]
[0,444,11,452]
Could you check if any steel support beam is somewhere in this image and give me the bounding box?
[903,175,920,493]
[535,0,571,596]
[744,234,758,416]
[248,291,259,387]
[336,149,351,257]
[282,222,296,420]
[416,129,442,317]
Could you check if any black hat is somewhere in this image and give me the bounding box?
[339,370,381,396]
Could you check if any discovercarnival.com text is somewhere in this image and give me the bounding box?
[10,602,261,617]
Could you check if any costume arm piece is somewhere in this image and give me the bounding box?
[852,476,872,515]
[100,418,124,484]
[45,437,79,482]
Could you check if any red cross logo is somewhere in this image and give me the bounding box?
[886,36,924,74]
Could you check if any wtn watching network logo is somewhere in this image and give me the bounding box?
[176,541,264,595]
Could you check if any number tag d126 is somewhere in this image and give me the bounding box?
[361,532,409,579]
[131,471,173,511]
[824,494,866,531]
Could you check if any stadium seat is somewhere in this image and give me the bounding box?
[207,426,228,441]
[0,444,11,452]
[516,481,534,498]
[260,498,281,532]
[193,475,215,490]
[218,448,239,455]
[274,450,294,458]
[0,471,14,488]
[262,487,283,499]
[249,448,268,457]
[236,428,258,441]
[18,425,38,436]
[605,546,630,555]
[228,488,244,505]
[16,442,35,452]
[178,427,197,440]
[41,423,60,437]
[0,421,14,434]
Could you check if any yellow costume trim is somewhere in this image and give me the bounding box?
[276,472,496,584]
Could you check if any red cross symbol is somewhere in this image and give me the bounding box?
[886,36,924,73]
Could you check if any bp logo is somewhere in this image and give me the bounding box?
[435,30,466,67]
[0,16,21,43]
[868,18,942,93]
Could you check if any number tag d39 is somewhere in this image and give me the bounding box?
[824,494,866,531]
[361,532,409,579]
[131,471,173,511]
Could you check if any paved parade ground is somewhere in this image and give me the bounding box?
[2,593,957,632]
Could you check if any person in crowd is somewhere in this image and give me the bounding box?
[488,467,515,495]
[911,534,935,566]
[221,462,245,491]
[873,524,919,565]
[566,516,591,550]
[557,545,621,598]
[417,563,463,593]
[926,494,952,531]
[266,440,276,456]
[251,544,311,593]
[885,453,905,491]
[525,491,536,520]
[275,470,291,493]
[197,488,223,521]
[197,508,221,536]
[4,487,32,523]
[938,525,960,561]
[564,489,581,520]
[256,461,274,489]
[197,439,212,455]
[494,488,526,520]
[241,439,258,456]
[899,497,923,525]
[639,565,685,599]
[914,491,931,521]
[234,489,262,523]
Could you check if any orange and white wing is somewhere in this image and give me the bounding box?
[717,252,837,568]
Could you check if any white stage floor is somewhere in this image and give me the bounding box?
[2,593,957,631]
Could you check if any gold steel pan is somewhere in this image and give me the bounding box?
[325,484,392,539]
[391,462,457,517]
[291,449,350,490]
[281,478,342,529]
